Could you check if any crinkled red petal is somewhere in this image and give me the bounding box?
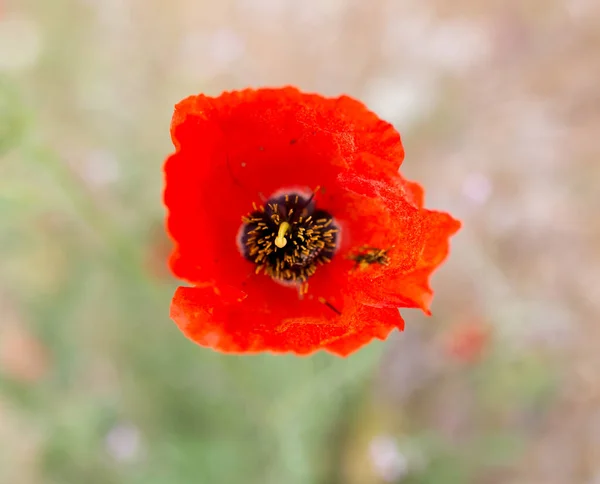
[171,286,404,355]
[323,315,404,357]
[338,154,461,312]
[347,209,461,314]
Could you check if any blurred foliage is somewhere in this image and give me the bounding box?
[1,101,557,484]
[0,78,28,154]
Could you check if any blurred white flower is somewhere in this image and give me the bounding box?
[513,103,565,170]
[105,423,141,462]
[178,28,245,79]
[0,13,41,72]
[382,6,490,74]
[81,0,133,31]
[426,20,491,73]
[210,28,246,65]
[81,150,120,187]
[363,77,437,129]
[462,172,493,205]
[237,0,287,25]
[381,4,432,60]
[291,0,345,25]
[566,0,598,19]
[369,435,409,482]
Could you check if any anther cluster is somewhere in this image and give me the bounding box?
[240,193,338,283]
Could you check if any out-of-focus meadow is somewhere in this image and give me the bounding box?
[1,0,599,483]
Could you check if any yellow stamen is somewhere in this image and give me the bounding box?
[274,222,291,248]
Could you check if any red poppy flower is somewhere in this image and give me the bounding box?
[164,87,460,356]
[442,320,491,364]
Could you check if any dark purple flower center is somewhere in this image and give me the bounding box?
[240,192,339,283]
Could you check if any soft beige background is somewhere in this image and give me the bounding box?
[1,1,599,483]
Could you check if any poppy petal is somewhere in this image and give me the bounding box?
[323,311,404,357]
[171,286,404,355]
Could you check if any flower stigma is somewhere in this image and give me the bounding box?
[274,221,291,248]
[239,191,339,284]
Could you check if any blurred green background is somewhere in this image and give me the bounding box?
[1,1,599,483]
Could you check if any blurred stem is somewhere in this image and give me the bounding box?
[270,347,380,425]
[267,346,382,483]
